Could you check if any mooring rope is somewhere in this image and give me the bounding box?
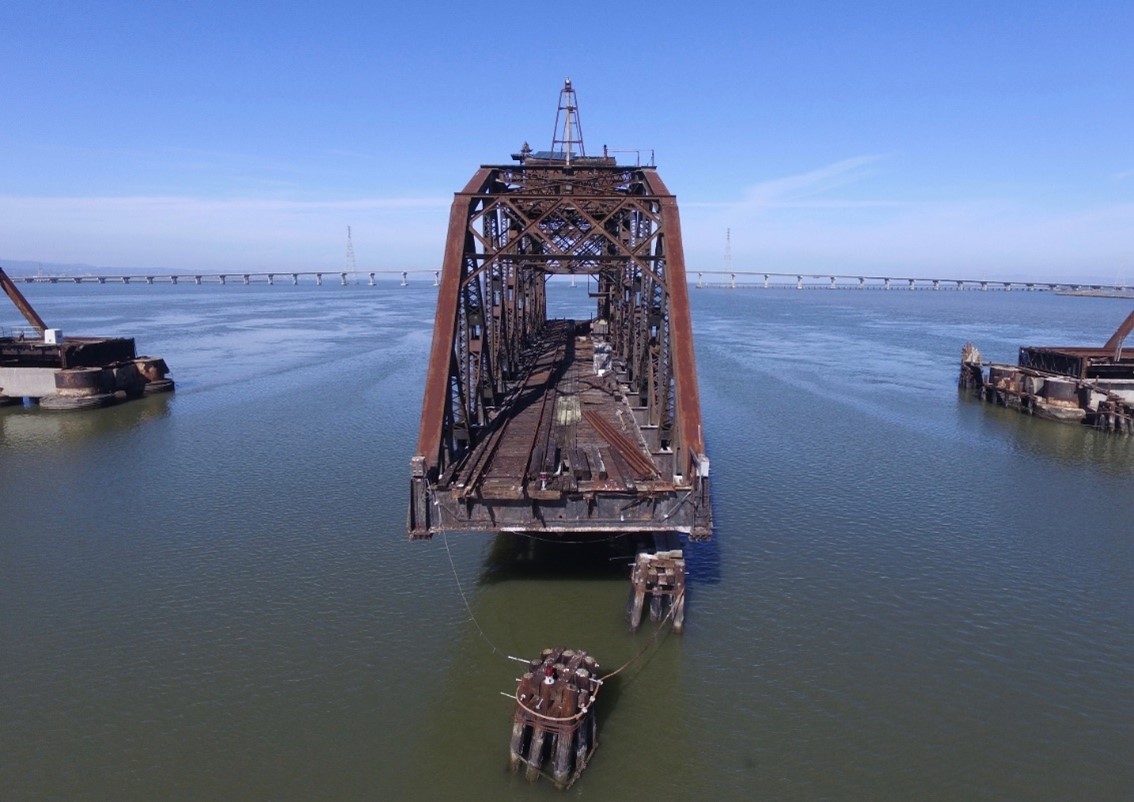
[597,588,683,682]
[441,532,508,659]
[442,531,685,684]
[505,693,593,725]
[498,588,685,725]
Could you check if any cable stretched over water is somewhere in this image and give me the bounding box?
[497,587,685,725]
[442,532,507,658]
[442,532,683,680]
[597,588,683,682]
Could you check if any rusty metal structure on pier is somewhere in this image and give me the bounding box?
[2,265,174,409]
[409,80,711,540]
[960,308,1134,433]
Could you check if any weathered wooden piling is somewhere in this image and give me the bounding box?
[508,647,601,789]
[959,342,983,390]
[628,550,686,633]
[1096,398,1134,434]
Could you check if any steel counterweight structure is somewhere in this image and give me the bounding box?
[409,96,710,541]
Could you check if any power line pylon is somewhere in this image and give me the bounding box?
[345,226,357,273]
[725,228,735,288]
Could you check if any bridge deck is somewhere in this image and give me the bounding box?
[429,319,687,536]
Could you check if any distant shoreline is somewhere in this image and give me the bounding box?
[1055,290,1134,299]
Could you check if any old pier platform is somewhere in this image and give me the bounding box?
[960,308,1134,433]
[1,266,173,409]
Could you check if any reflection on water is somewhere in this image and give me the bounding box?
[962,391,1134,474]
[0,393,172,449]
[480,533,635,585]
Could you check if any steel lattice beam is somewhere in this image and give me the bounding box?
[409,160,710,539]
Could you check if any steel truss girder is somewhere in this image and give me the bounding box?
[409,163,709,538]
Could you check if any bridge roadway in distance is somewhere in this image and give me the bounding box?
[8,268,1123,294]
[5,269,440,286]
[694,271,1129,292]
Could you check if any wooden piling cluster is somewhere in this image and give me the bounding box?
[1095,397,1134,434]
[959,342,983,391]
[628,550,686,633]
[508,647,601,789]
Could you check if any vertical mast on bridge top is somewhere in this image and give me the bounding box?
[551,78,585,166]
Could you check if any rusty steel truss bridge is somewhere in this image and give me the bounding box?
[408,80,711,541]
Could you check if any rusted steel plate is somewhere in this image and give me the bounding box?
[415,168,495,473]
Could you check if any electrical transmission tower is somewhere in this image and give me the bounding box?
[345,226,357,273]
[725,228,735,287]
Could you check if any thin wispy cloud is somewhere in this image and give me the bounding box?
[741,155,884,204]
[682,196,1134,280]
[687,155,902,211]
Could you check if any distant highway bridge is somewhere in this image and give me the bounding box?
[6,268,1122,293]
[694,271,1128,292]
[5,269,440,286]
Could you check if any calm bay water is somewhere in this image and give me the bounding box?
[2,282,1131,800]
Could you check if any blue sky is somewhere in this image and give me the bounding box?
[1,1,1130,280]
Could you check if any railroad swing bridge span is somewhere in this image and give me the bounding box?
[406,86,706,785]
[406,82,711,544]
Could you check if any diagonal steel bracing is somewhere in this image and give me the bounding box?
[409,158,711,540]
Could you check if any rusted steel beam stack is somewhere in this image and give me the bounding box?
[628,550,686,633]
[508,647,601,789]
